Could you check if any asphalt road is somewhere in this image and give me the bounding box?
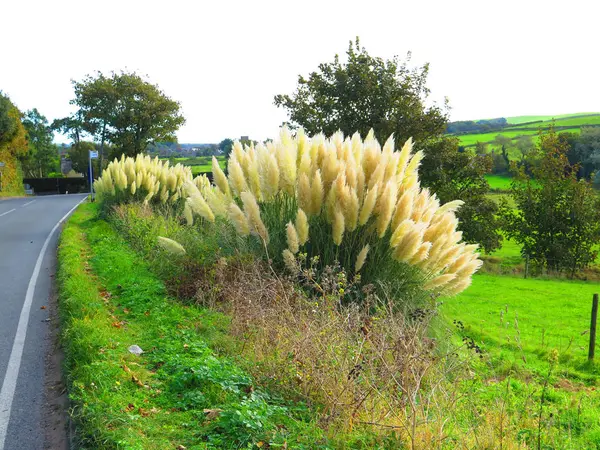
[0,194,86,450]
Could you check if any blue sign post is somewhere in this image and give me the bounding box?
[89,150,98,200]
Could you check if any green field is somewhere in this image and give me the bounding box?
[457,127,581,147]
[485,174,513,191]
[455,112,600,148]
[444,274,600,378]
[158,155,226,175]
[506,112,600,125]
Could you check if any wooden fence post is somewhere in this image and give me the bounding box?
[589,293,599,361]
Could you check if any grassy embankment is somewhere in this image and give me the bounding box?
[58,202,330,449]
[60,200,600,448]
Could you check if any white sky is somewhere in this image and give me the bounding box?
[2,0,599,144]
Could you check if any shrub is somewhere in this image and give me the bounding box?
[94,153,197,209]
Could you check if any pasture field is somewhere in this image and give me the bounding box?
[443,274,600,379]
[542,114,600,128]
[455,112,600,148]
[506,112,600,125]
[485,174,513,191]
[457,127,581,147]
[457,128,540,147]
[158,155,226,174]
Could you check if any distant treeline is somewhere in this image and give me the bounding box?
[446,118,507,134]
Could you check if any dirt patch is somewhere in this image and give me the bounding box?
[42,273,70,450]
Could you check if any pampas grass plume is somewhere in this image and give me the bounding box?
[355,244,370,272]
[295,209,309,245]
[157,236,186,256]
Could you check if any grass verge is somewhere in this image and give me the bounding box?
[57,202,330,449]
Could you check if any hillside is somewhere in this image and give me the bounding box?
[505,112,600,125]
[452,112,600,147]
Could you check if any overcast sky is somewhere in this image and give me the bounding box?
[2,0,598,144]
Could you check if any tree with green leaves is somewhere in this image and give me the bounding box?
[492,134,512,169]
[275,38,501,252]
[567,127,600,179]
[274,38,448,143]
[51,111,84,145]
[20,109,58,177]
[218,138,234,157]
[501,128,600,275]
[0,92,27,194]
[420,137,502,253]
[56,71,185,163]
[67,141,101,175]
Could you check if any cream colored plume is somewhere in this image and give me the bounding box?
[157,236,186,256]
[355,244,370,272]
[295,209,309,245]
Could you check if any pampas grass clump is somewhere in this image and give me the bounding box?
[93,127,482,297]
[187,127,481,296]
[94,153,196,207]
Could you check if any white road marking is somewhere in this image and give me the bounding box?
[0,209,15,218]
[0,196,87,450]
[21,200,36,207]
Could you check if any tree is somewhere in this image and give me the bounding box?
[493,134,512,169]
[20,109,58,177]
[67,141,100,175]
[0,92,27,194]
[56,71,185,163]
[474,141,488,155]
[0,94,20,146]
[515,135,535,163]
[274,37,448,143]
[218,138,234,157]
[51,111,84,145]
[275,38,501,252]
[108,72,185,157]
[420,137,502,253]
[568,127,600,179]
[501,128,600,275]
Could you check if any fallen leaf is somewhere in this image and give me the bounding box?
[203,408,223,420]
[131,375,145,388]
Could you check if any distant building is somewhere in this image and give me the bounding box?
[240,136,249,142]
[60,155,73,175]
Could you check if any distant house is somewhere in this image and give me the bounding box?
[60,155,73,175]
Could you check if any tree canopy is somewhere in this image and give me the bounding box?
[420,137,501,253]
[20,109,58,177]
[56,71,185,162]
[274,38,448,143]
[501,128,600,275]
[275,38,500,252]
[0,92,28,193]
